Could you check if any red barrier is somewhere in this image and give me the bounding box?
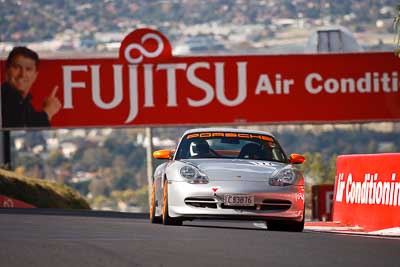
[0,195,36,208]
[333,153,400,231]
[312,184,334,221]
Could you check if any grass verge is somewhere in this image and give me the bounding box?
[0,168,90,209]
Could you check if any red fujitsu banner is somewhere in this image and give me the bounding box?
[333,154,400,231]
[1,28,400,129]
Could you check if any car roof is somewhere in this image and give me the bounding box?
[182,127,275,138]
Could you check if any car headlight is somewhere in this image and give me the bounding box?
[269,168,296,186]
[180,165,209,184]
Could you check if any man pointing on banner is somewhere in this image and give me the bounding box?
[1,46,61,128]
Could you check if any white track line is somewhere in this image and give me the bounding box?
[253,222,400,239]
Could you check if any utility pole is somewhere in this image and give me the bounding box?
[145,127,154,207]
[0,131,11,169]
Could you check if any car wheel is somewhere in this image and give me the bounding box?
[162,179,182,226]
[267,212,305,232]
[149,182,161,224]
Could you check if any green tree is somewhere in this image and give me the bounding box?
[47,150,65,167]
[89,178,110,197]
[81,147,112,172]
[112,171,137,191]
[300,152,337,185]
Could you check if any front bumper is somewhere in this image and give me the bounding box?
[167,180,305,222]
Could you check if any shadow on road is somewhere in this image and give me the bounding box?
[183,221,266,231]
[0,208,149,219]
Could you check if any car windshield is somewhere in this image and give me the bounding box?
[175,132,288,162]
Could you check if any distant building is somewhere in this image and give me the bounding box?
[305,26,363,53]
[173,35,226,55]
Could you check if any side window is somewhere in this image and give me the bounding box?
[175,139,190,159]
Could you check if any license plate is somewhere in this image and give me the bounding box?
[224,194,254,206]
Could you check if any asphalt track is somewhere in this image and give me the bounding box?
[0,209,399,267]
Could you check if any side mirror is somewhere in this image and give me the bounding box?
[153,150,174,160]
[289,153,305,164]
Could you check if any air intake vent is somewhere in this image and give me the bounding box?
[261,199,291,211]
[184,197,217,209]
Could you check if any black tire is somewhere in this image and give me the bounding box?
[162,179,182,226]
[286,216,305,232]
[149,182,161,224]
[267,212,305,232]
[266,220,283,231]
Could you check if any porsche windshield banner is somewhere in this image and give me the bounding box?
[1,28,400,129]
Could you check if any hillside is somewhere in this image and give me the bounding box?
[0,0,397,54]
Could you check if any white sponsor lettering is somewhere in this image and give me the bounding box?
[3,198,14,208]
[335,173,346,202]
[126,65,139,123]
[215,62,247,106]
[91,65,123,109]
[62,62,249,123]
[186,63,214,107]
[305,72,399,94]
[296,192,304,201]
[156,63,187,107]
[63,65,88,109]
[337,172,400,206]
[250,161,272,166]
[255,74,294,95]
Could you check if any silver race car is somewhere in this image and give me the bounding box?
[150,128,306,231]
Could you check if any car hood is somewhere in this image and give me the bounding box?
[181,159,287,182]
